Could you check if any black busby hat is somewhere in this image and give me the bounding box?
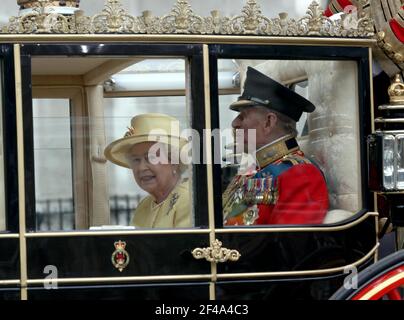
[230,67,315,121]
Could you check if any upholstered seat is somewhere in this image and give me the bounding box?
[323,209,356,224]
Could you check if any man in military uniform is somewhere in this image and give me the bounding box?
[223,67,329,226]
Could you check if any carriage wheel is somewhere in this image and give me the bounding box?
[330,250,404,300]
[351,265,404,300]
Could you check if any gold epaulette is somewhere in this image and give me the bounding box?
[280,153,312,166]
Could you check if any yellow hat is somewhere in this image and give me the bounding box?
[104,113,187,169]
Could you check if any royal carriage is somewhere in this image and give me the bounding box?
[0,0,402,300]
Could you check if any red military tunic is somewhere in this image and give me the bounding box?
[223,136,329,226]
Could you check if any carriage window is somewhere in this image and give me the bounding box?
[31,57,194,231]
[34,99,74,231]
[219,59,362,226]
[0,61,5,231]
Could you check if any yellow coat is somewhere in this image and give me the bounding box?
[131,180,191,228]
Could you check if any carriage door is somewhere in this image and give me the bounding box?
[15,43,212,299]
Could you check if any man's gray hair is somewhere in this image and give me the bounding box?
[254,105,298,137]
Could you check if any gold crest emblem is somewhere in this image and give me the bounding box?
[111,240,130,272]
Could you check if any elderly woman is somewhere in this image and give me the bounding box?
[104,113,191,228]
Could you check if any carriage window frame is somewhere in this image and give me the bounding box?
[208,44,373,229]
[0,45,18,233]
[19,43,208,232]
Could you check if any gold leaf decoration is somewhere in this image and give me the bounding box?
[0,0,374,38]
[91,0,138,33]
[3,0,73,33]
[192,239,241,264]
[225,0,272,35]
[160,0,204,34]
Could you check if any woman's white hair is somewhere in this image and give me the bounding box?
[126,142,189,175]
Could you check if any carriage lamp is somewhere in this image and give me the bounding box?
[368,75,404,192]
[368,133,404,191]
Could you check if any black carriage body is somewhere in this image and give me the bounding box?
[0,40,378,300]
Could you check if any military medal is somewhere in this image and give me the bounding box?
[243,205,259,225]
[223,171,279,225]
[111,240,130,272]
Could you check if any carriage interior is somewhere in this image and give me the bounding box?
[0,54,364,231]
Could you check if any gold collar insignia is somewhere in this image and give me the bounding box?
[255,135,300,168]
